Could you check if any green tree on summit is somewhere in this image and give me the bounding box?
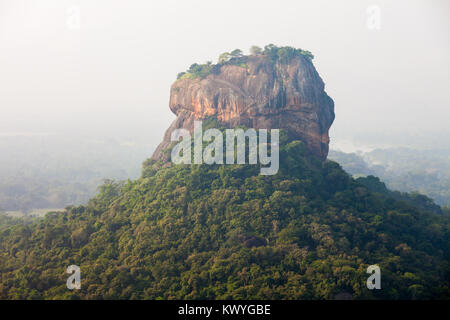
[230,49,243,58]
[250,45,262,55]
[218,52,231,64]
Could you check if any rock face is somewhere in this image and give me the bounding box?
[152,54,334,161]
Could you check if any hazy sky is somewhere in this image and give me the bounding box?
[0,0,449,152]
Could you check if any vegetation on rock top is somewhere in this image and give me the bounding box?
[176,44,314,80]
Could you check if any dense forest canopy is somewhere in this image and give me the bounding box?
[329,149,450,207]
[0,132,448,299]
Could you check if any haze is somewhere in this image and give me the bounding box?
[0,0,449,152]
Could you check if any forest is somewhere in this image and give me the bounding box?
[329,148,450,207]
[0,134,151,214]
[0,133,448,299]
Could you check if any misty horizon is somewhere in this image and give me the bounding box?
[1,0,449,152]
[0,0,449,304]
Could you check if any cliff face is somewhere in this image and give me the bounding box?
[152,54,335,161]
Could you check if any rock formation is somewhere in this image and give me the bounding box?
[152,52,335,162]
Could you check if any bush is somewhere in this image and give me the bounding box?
[176,44,315,80]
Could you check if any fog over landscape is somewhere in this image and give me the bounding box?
[1,0,449,147]
[0,0,449,212]
[0,0,450,303]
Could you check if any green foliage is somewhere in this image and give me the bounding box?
[218,50,247,69]
[177,44,314,80]
[0,140,448,300]
[177,62,214,80]
[218,52,231,64]
[0,214,27,231]
[250,45,262,55]
[356,176,442,214]
[263,44,314,63]
[230,49,243,58]
[329,149,450,207]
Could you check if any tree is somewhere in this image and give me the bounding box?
[188,63,201,74]
[250,45,262,55]
[263,44,277,54]
[300,50,314,60]
[230,49,243,58]
[218,52,231,64]
[276,47,297,63]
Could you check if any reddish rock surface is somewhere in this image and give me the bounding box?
[152,54,334,161]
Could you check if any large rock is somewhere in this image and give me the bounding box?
[152,54,335,161]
